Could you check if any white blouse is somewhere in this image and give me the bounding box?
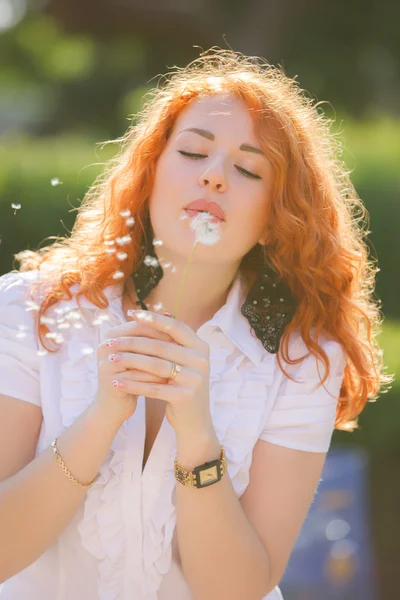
[0,269,347,600]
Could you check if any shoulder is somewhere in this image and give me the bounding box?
[0,269,42,303]
[282,327,347,377]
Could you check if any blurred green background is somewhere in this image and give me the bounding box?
[0,1,398,598]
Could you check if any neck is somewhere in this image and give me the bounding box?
[138,247,242,330]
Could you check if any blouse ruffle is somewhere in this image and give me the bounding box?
[140,326,277,598]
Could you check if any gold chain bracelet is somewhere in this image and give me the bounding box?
[51,438,97,489]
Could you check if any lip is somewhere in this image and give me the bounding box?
[183,199,225,221]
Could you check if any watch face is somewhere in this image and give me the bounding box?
[194,460,221,488]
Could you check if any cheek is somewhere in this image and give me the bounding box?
[151,154,191,202]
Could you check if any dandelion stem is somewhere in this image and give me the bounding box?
[172,241,200,319]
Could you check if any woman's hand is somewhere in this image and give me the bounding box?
[99,309,215,442]
[92,317,177,426]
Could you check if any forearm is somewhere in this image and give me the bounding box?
[0,403,122,583]
[175,433,271,600]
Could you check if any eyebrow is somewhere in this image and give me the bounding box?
[180,127,267,157]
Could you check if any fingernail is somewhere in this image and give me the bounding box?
[164,311,173,317]
[112,380,126,389]
[105,338,119,347]
[108,353,121,362]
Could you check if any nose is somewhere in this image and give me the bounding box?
[199,161,227,192]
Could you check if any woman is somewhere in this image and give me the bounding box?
[0,49,391,600]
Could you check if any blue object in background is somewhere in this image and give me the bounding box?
[279,446,378,600]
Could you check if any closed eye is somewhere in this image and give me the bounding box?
[178,151,262,180]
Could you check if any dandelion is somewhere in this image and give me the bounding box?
[51,178,63,186]
[172,212,221,318]
[189,212,221,246]
[11,203,21,215]
[113,270,124,280]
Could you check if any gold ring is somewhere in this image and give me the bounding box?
[168,361,182,381]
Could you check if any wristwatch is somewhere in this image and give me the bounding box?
[174,445,227,488]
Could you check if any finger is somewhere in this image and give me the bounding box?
[106,321,175,341]
[106,336,204,369]
[110,377,188,401]
[106,351,182,380]
[122,369,168,383]
[102,324,175,354]
[129,310,205,353]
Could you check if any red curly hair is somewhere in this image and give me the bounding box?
[15,47,393,430]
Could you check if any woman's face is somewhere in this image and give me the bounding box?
[148,94,273,264]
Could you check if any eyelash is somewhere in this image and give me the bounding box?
[178,151,262,180]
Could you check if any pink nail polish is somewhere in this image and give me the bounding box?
[105,339,119,347]
[108,354,121,362]
[112,380,126,389]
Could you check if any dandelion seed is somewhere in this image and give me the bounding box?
[144,255,159,268]
[97,314,109,322]
[51,178,63,186]
[92,314,109,326]
[88,257,96,263]
[153,238,164,247]
[106,247,117,255]
[54,307,69,316]
[40,316,56,325]
[104,240,116,246]
[25,300,40,312]
[117,252,128,261]
[119,209,131,218]
[11,203,21,215]
[113,270,124,280]
[116,234,131,246]
[45,332,64,344]
[37,349,48,356]
[16,331,27,339]
[57,322,71,330]
[125,217,135,227]
[171,265,177,273]
[81,346,94,356]
[154,302,163,311]
[163,262,172,268]
[64,310,82,322]
[74,322,83,329]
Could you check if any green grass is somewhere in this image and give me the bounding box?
[377,317,399,391]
